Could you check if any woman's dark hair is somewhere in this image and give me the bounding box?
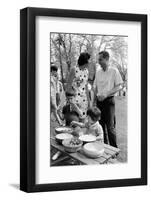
[99,51,110,60]
[87,107,101,122]
[78,52,90,66]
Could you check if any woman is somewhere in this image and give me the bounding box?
[66,52,90,121]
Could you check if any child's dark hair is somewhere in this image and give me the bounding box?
[62,105,79,126]
[78,52,90,66]
[65,91,76,97]
[87,107,101,122]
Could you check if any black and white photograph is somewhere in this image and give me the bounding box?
[19,7,147,192]
[50,33,128,166]
[0,0,149,196]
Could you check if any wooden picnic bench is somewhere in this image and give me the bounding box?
[51,138,120,166]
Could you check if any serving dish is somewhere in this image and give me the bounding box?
[62,137,83,153]
[83,142,104,158]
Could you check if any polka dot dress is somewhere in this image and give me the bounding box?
[72,66,89,119]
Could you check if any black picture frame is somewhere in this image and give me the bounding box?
[20,7,147,192]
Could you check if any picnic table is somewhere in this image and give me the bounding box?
[51,137,120,166]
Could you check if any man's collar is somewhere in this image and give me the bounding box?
[101,65,109,72]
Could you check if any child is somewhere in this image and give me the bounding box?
[61,91,83,126]
[50,64,62,125]
[71,107,104,142]
[52,91,82,161]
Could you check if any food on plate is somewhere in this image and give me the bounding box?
[62,137,83,152]
[66,138,82,146]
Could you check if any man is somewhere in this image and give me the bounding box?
[93,51,123,147]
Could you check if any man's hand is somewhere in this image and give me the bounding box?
[97,94,107,102]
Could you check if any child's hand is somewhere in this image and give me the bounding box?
[71,126,83,137]
[71,131,79,137]
[71,121,79,127]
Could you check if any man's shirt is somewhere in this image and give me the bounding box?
[93,66,123,96]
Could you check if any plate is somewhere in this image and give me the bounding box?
[55,133,73,144]
[55,127,72,133]
[79,134,96,143]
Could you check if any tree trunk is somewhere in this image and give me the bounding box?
[58,44,65,91]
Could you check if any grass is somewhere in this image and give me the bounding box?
[115,96,127,162]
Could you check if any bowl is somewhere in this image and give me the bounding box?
[55,133,73,144]
[83,142,104,158]
[79,134,96,144]
[55,127,72,134]
[62,137,83,153]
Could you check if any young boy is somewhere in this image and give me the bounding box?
[61,91,83,126]
[71,107,104,142]
[52,91,82,161]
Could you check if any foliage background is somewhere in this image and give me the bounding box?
[50,33,128,83]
